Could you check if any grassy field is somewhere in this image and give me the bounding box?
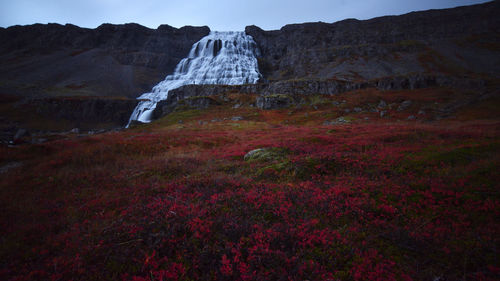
[0,88,499,280]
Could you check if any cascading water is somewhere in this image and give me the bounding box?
[127,31,262,126]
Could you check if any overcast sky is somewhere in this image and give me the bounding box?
[0,0,492,31]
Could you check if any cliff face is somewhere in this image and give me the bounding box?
[246,1,500,81]
[0,23,210,98]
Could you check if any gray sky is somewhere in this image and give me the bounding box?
[0,0,492,31]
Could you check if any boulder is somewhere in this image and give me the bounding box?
[256,95,293,110]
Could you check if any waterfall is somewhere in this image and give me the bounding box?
[127,31,262,126]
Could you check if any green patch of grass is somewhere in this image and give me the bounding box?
[153,109,203,127]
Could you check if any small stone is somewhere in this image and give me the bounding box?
[380,110,387,117]
[332,101,340,106]
[353,107,362,113]
[178,120,183,124]
[323,116,350,125]
[232,103,242,109]
[344,108,351,113]
[231,116,243,121]
[378,100,387,109]
[418,110,426,115]
[397,100,412,111]
[13,128,29,140]
[70,128,79,134]
[407,115,416,120]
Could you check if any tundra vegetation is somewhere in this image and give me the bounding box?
[0,87,498,281]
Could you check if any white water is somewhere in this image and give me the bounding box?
[127,31,261,126]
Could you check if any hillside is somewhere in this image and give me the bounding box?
[0,3,499,280]
[247,1,500,81]
[0,2,499,135]
[1,90,499,280]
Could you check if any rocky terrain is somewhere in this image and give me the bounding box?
[0,1,499,141]
[0,23,209,98]
[0,23,209,138]
[1,3,499,280]
[246,1,500,81]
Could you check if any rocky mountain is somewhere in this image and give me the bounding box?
[0,23,209,135]
[0,23,210,98]
[0,1,499,137]
[246,1,500,81]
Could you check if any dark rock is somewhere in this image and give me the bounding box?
[127,120,147,128]
[13,128,29,140]
[398,100,413,111]
[26,97,138,127]
[323,116,351,125]
[153,96,219,119]
[246,2,500,81]
[378,100,387,109]
[0,23,210,98]
[256,95,293,110]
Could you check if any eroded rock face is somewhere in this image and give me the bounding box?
[150,73,486,117]
[246,2,500,81]
[256,95,292,110]
[0,23,210,98]
[26,97,139,126]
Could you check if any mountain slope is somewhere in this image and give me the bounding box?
[246,1,500,81]
[0,23,210,98]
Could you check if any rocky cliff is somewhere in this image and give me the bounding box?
[0,23,210,98]
[246,1,500,81]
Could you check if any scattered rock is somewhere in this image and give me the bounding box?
[353,107,362,113]
[324,116,351,125]
[378,100,387,109]
[232,103,242,109]
[32,138,48,144]
[127,120,146,128]
[13,128,29,141]
[407,115,416,120]
[244,147,288,162]
[398,100,412,111]
[231,116,244,121]
[70,128,80,134]
[0,162,22,174]
[256,95,293,110]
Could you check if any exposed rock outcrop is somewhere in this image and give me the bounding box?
[25,97,138,126]
[151,74,486,115]
[246,1,500,81]
[0,23,210,98]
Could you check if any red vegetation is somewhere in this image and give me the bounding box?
[0,108,499,280]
